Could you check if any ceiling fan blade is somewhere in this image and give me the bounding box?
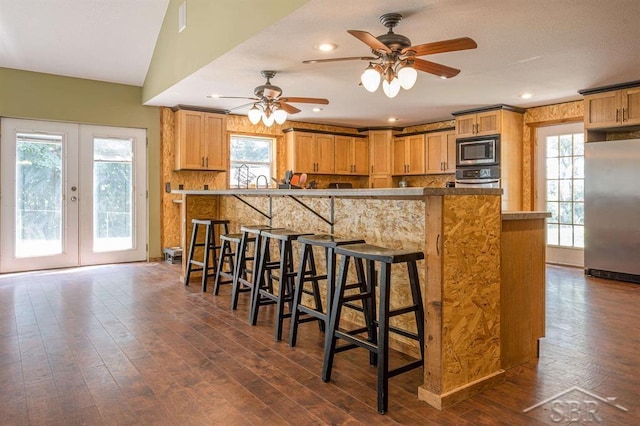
[227,102,256,112]
[402,37,477,56]
[412,58,461,79]
[303,56,378,64]
[347,30,391,54]
[280,97,329,105]
[208,95,259,101]
[277,102,301,114]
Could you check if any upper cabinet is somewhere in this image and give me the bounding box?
[393,134,425,175]
[335,135,369,175]
[426,130,456,174]
[580,81,640,142]
[583,87,640,129]
[455,110,501,138]
[286,131,335,174]
[174,109,227,171]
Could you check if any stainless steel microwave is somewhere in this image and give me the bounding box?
[456,136,500,167]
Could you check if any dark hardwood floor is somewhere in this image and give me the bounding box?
[1,262,638,425]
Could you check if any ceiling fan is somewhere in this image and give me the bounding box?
[303,12,477,98]
[209,70,329,126]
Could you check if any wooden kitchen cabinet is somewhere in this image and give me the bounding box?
[286,130,335,174]
[455,109,501,138]
[335,135,369,175]
[583,87,640,129]
[426,130,456,174]
[393,134,425,175]
[174,109,227,171]
[369,130,393,187]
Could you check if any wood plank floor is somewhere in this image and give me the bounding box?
[0,262,638,425]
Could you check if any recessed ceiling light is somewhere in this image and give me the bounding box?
[312,107,323,112]
[520,92,534,99]
[315,43,337,52]
[388,117,398,122]
[439,76,448,80]
[208,94,221,98]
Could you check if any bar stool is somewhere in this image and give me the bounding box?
[288,234,365,347]
[230,225,281,311]
[322,243,425,414]
[184,218,229,292]
[249,228,312,341]
[213,233,241,296]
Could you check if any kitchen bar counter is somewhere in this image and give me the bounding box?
[172,187,519,409]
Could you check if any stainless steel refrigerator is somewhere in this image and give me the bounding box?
[585,138,640,283]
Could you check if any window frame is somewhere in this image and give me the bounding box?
[228,134,276,188]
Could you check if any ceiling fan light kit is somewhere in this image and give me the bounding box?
[214,70,329,128]
[304,12,477,98]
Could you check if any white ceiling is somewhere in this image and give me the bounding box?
[3,0,640,128]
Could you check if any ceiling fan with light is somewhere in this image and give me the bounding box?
[303,12,477,98]
[209,70,329,126]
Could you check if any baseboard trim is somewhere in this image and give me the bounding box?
[418,369,506,410]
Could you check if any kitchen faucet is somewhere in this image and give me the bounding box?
[255,175,268,189]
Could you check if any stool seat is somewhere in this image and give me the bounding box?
[334,243,424,264]
[193,218,230,225]
[240,224,277,234]
[220,233,243,243]
[297,234,365,248]
[259,228,313,240]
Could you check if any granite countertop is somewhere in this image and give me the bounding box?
[501,211,552,220]
[171,187,503,199]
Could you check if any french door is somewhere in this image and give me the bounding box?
[536,122,585,267]
[0,118,147,273]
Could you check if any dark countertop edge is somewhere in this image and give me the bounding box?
[502,211,552,220]
[171,187,503,198]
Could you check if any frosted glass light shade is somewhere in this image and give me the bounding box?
[382,77,401,98]
[273,109,287,124]
[248,105,261,124]
[361,66,381,92]
[262,112,275,126]
[398,66,418,90]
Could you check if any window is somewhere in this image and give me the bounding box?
[544,131,584,248]
[229,135,275,188]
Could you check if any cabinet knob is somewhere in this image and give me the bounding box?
[616,109,620,122]
[201,157,204,167]
[622,108,627,122]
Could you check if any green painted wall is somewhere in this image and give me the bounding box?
[143,0,309,103]
[0,67,162,258]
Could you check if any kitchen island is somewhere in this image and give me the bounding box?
[171,186,526,409]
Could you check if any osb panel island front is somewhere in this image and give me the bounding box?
[173,187,503,410]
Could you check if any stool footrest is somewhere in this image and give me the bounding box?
[388,326,420,341]
[388,359,423,378]
[342,292,372,303]
[342,302,364,312]
[335,330,377,352]
[389,305,420,317]
[297,304,325,320]
[297,315,322,324]
[334,343,359,354]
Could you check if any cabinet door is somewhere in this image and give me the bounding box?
[292,133,315,173]
[370,175,393,188]
[476,110,501,135]
[334,135,353,174]
[370,131,392,174]
[426,133,445,173]
[202,113,226,170]
[407,134,425,175]
[443,131,457,173]
[455,114,477,138]
[315,134,335,174]
[584,91,620,129]
[352,138,369,175]
[621,87,640,126]
[393,137,407,175]
[175,110,205,170]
